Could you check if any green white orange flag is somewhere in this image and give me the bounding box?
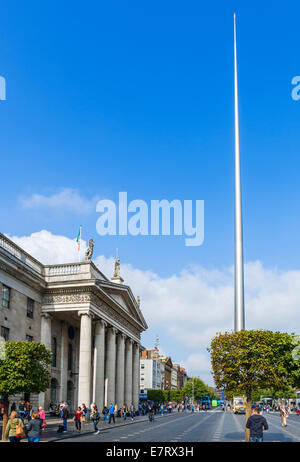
[76,226,82,251]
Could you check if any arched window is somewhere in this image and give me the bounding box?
[52,337,57,367]
[68,343,73,370]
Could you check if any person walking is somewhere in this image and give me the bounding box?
[246,406,269,442]
[25,412,42,442]
[62,404,68,432]
[74,406,83,432]
[38,406,47,428]
[81,403,88,424]
[4,411,25,442]
[108,403,115,424]
[123,404,128,421]
[18,400,26,422]
[281,406,288,427]
[130,403,135,421]
[148,404,154,423]
[91,405,100,434]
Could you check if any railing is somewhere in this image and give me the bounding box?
[48,264,81,276]
[0,233,44,275]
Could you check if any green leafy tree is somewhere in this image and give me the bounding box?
[209,330,300,441]
[0,341,52,440]
[183,377,211,402]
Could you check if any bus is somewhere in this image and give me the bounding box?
[200,396,210,409]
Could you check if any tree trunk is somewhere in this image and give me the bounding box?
[245,398,252,442]
[1,396,9,441]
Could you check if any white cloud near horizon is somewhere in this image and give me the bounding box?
[7,230,300,386]
[19,188,98,215]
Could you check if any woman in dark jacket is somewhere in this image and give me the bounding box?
[25,412,42,442]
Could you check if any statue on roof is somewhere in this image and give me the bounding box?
[85,238,95,261]
[114,256,120,278]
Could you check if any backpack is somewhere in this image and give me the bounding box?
[92,411,100,421]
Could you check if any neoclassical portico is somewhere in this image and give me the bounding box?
[40,258,147,411]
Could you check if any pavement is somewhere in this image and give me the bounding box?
[53,409,300,443]
[2,409,300,442]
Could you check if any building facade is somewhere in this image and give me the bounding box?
[0,232,147,411]
[139,358,164,393]
[160,356,173,390]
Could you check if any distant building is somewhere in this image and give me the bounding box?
[178,367,188,389]
[139,358,164,393]
[160,356,173,390]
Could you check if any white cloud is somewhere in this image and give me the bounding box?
[19,188,98,214]
[8,230,87,264]
[7,230,300,386]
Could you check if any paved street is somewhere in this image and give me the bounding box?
[53,409,300,443]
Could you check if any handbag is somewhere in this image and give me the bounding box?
[16,420,25,438]
[80,415,85,422]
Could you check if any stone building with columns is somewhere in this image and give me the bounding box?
[0,232,147,412]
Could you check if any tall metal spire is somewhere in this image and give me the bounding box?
[233,13,245,331]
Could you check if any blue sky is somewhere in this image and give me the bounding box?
[1,1,300,382]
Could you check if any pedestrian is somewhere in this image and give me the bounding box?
[62,404,68,432]
[130,403,135,421]
[74,406,83,432]
[123,404,127,421]
[148,404,154,423]
[18,400,26,422]
[25,401,32,421]
[281,406,288,427]
[38,406,47,428]
[5,411,25,442]
[25,412,42,442]
[246,406,269,442]
[90,405,100,434]
[81,403,88,423]
[108,403,115,424]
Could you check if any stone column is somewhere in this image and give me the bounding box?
[124,338,133,406]
[39,313,52,408]
[105,327,117,406]
[132,343,140,409]
[93,320,106,412]
[59,322,68,403]
[77,311,92,407]
[115,333,126,408]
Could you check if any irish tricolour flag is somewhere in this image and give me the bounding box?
[76,226,82,251]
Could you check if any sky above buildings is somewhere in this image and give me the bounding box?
[1,1,300,385]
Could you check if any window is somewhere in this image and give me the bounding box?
[68,343,73,370]
[52,337,57,367]
[26,335,33,342]
[2,286,10,309]
[1,326,9,341]
[27,298,34,318]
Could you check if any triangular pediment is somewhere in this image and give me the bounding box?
[96,280,147,330]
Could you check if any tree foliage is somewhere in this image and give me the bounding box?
[183,377,216,401]
[0,341,52,396]
[146,389,184,402]
[209,330,300,400]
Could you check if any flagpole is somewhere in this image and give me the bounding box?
[234,13,245,331]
